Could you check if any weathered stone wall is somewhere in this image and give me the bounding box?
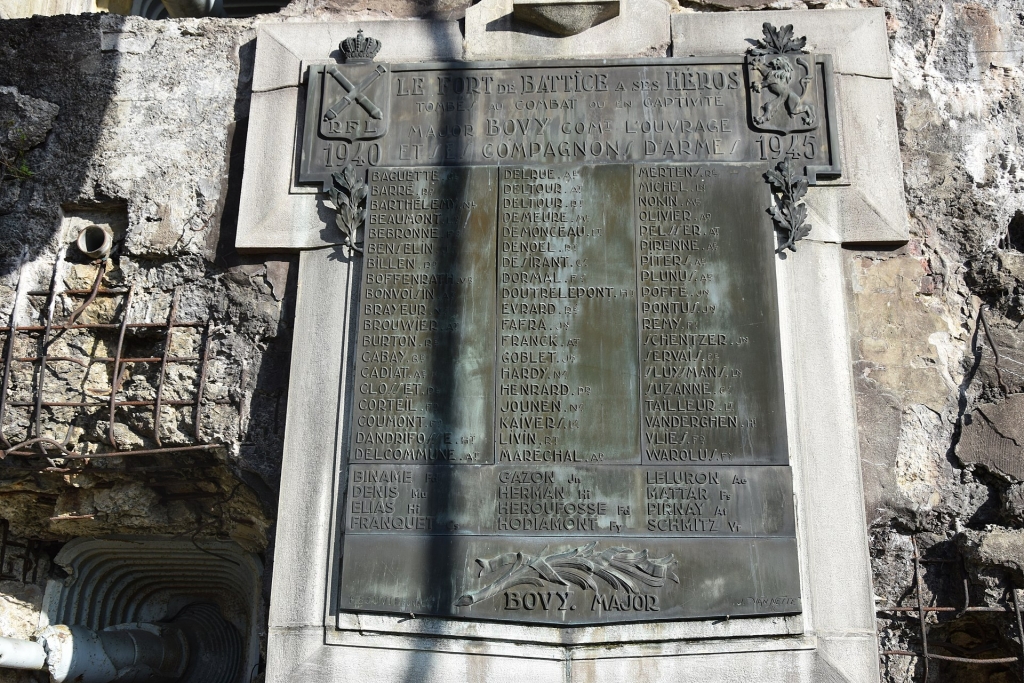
[1,2,1023,682]
[0,15,287,681]
[849,1,1024,681]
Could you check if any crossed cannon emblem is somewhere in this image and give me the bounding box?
[322,64,387,128]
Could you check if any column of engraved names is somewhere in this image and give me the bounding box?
[350,167,496,467]
[635,163,788,465]
[496,165,638,465]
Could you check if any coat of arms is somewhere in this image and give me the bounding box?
[746,23,818,135]
[316,30,390,142]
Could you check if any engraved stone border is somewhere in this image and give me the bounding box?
[252,9,899,683]
[237,11,904,252]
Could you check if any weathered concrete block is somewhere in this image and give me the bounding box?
[833,74,909,244]
[465,0,669,60]
[512,0,619,37]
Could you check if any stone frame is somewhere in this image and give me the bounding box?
[238,8,906,682]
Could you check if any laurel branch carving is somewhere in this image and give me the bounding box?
[327,163,367,254]
[765,158,812,256]
[454,542,679,607]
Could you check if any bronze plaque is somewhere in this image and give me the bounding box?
[352,167,497,465]
[301,57,839,188]
[496,164,639,464]
[311,53,830,626]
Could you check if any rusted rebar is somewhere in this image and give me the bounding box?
[64,259,107,327]
[14,355,200,364]
[1,258,226,467]
[106,285,135,450]
[1,443,220,459]
[0,265,24,451]
[913,536,930,680]
[878,535,1024,675]
[5,399,230,408]
[152,290,180,448]
[194,321,212,441]
[32,252,65,456]
[0,322,205,332]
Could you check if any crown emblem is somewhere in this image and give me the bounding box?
[340,30,382,63]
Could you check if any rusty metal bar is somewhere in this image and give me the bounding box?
[194,321,212,441]
[5,399,230,408]
[14,355,200,364]
[64,259,107,327]
[152,290,180,448]
[0,521,41,583]
[2,437,76,458]
[0,309,17,450]
[2,443,221,459]
[0,322,205,332]
[879,537,1024,676]
[32,253,65,456]
[106,286,135,449]
[0,254,25,452]
[27,287,128,296]
[2,258,226,468]
[1,463,212,474]
[912,536,930,681]
[882,650,1018,665]
[878,605,1013,614]
[63,444,219,459]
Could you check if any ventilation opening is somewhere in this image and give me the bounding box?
[1000,209,1024,251]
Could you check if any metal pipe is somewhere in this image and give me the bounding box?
[0,603,239,683]
[75,225,114,260]
[0,636,46,670]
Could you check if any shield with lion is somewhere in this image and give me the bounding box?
[745,23,819,135]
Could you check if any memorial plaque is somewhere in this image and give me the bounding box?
[312,51,834,626]
[352,167,497,465]
[496,164,638,463]
[635,164,788,464]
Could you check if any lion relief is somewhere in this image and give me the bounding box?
[750,55,817,128]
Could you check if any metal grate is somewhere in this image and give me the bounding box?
[0,519,43,583]
[877,535,1024,681]
[0,255,229,470]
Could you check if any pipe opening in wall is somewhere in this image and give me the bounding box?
[76,224,113,260]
